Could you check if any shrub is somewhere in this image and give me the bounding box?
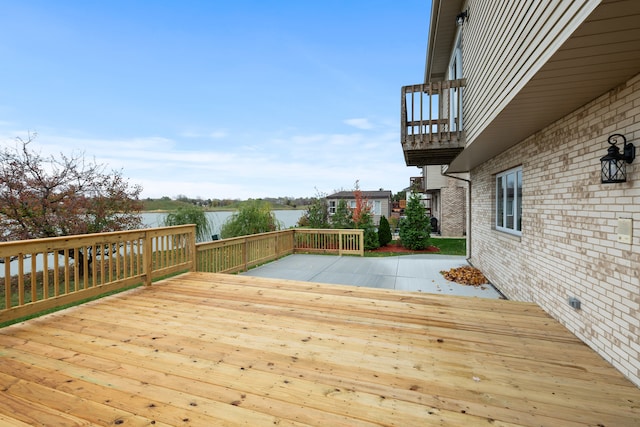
[303,196,330,228]
[163,205,213,242]
[399,192,431,250]
[220,200,282,238]
[355,209,379,251]
[378,215,392,247]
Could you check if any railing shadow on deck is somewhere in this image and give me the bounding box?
[1,227,363,323]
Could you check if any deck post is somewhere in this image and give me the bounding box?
[242,236,248,272]
[188,225,197,272]
[143,230,153,286]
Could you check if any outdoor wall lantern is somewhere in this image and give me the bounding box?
[456,10,468,26]
[600,133,635,183]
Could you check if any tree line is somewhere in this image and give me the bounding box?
[1,137,430,253]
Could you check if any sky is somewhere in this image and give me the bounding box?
[0,1,430,200]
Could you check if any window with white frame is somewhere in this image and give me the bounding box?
[449,33,463,131]
[372,200,381,215]
[496,166,522,235]
[328,200,336,214]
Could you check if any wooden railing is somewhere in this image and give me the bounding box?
[196,230,295,274]
[1,227,363,323]
[401,79,466,166]
[196,228,364,273]
[293,229,364,256]
[0,225,195,323]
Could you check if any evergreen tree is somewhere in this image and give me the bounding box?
[399,192,431,250]
[359,209,379,250]
[378,215,392,247]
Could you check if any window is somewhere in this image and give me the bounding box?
[373,200,381,215]
[328,200,336,214]
[496,167,522,235]
[448,33,463,131]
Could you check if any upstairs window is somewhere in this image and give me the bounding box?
[373,200,381,215]
[328,200,336,214]
[448,33,463,131]
[496,167,522,235]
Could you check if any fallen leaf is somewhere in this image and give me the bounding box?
[440,266,488,286]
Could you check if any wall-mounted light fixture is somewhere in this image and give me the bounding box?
[456,10,468,26]
[600,133,635,183]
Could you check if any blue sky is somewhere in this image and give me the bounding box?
[0,1,429,199]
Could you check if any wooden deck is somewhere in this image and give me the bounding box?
[0,272,638,426]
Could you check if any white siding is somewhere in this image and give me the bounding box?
[459,0,601,144]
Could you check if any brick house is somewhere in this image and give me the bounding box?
[402,0,640,386]
[412,166,468,237]
[325,190,392,226]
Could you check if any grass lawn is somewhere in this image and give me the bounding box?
[431,237,466,255]
[366,237,466,257]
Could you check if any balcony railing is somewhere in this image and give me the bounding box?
[410,176,425,192]
[401,79,466,166]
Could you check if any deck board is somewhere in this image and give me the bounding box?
[0,272,639,426]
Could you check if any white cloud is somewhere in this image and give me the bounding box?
[344,118,374,130]
[1,125,414,199]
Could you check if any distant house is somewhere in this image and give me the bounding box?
[325,190,392,226]
[400,0,640,387]
[410,166,468,237]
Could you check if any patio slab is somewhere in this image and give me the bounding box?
[242,254,504,299]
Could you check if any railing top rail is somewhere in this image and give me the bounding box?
[0,225,195,251]
[297,228,363,233]
[402,78,467,94]
[196,229,294,249]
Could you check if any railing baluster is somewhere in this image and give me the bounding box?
[5,258,11,309]
[54,251,59,296]
[129,239,136,277]
[64,249,70,294]
[30,254,37,303]
[43,252,49,300]
[89,245,95,288]
[17,254,24,305]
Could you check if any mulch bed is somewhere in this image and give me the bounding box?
[369,241,440,253]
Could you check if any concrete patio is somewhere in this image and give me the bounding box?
[242,254,504,299]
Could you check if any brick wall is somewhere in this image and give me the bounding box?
[441,183,466,237]
[470,72,640,386]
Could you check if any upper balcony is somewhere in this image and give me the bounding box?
[409,176,425,192]
[401,79,466,166]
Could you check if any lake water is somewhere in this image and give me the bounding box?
[141,210,306,240]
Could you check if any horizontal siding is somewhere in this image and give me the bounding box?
[425,165,448,189]
[458,0,601,145]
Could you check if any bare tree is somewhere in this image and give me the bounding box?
[0,134,143,272]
